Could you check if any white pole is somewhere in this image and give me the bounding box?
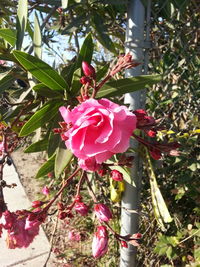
[120,0,146,266]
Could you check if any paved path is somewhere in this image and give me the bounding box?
[0,164,55,267]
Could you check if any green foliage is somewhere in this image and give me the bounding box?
[0,29,16,46]
[13,51,69,92]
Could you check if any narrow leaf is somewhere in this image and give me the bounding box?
[97,75,162,98]
[0,29,16,47]
[55,146,73,178]
[71,68,81,94]
[33,83,63,98]
[19,101,63,137]
[92,13,117,54]
[24,138,48,153]
[34,12,42,59]
[0,70,15,93]
[76,33,94,68]
[36,154,56,178]
[13,51,69,92]
[16,0,28,50]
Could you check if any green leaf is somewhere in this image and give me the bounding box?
[76,33,94,69]
[24,138,48,153]
[96,63,110,82]
[71,68,82,94]
[96,75,162,98]
[0,29,16,47]
[26,20,34,40]
[36,154,56,178]
[0,70,15,93]
[13,51,69,92]
[55,146,73,178]
[33,12,42,59]
[16,0,28,50]
[92,13,117,54]
[33,83,63,98]
[19,101,63,137]
[61,0,68,9]
[61,63,76,88]
[61,15,85,35]
[146,151,172,230]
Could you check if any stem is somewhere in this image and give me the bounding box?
[44,168,81,211]
[91,74,112,98]
[85,174,98,202]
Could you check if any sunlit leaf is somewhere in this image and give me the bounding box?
[19,101,63,136]
[0,29,16,46]
[97,75,162,98]
[13,51,69,92]
[16,0,28,50]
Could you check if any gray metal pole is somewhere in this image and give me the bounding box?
[120,0,146,266]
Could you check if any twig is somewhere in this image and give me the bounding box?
[43,212,59,267]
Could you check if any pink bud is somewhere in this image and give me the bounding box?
[94,203,112,222]
[82,61,96,78]
[42,186,50,196]
[74,202,89,216]
[31,201,44,209]
[92,226,108,258]
[110,170,123,182]
[80,76,92,85]
[121,240,128,248]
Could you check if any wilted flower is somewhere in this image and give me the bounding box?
[0,210,45,249]
[92,226,108,258]
[94,203,112,222]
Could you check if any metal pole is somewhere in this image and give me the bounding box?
[120,0,146,266]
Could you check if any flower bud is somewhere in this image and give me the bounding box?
[31,201,44,209]
[80,76,92,85]
[121,240,128,248]
[75,195,82,202]
[94,203,112,222]
[110,170,123,182]
[92,226,108,258]
[82,61,96,78]
[74,202,89,216]
[58,211,68,220]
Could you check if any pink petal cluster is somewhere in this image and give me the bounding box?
[94,203,112,222]
[0,210,45,249]
[92,226,108,258]
[59,98,136,171]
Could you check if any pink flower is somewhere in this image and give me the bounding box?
[82,61,96,78]
[42,186,50,195]
[0,210,45,249]
[110,170,123,181]
[92,226,108,258]
[74,202,89,216]
[59,99,136,170]
[68,230,81,241]
[94,204,112,222]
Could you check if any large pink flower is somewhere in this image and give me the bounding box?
[59,99,136,167]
